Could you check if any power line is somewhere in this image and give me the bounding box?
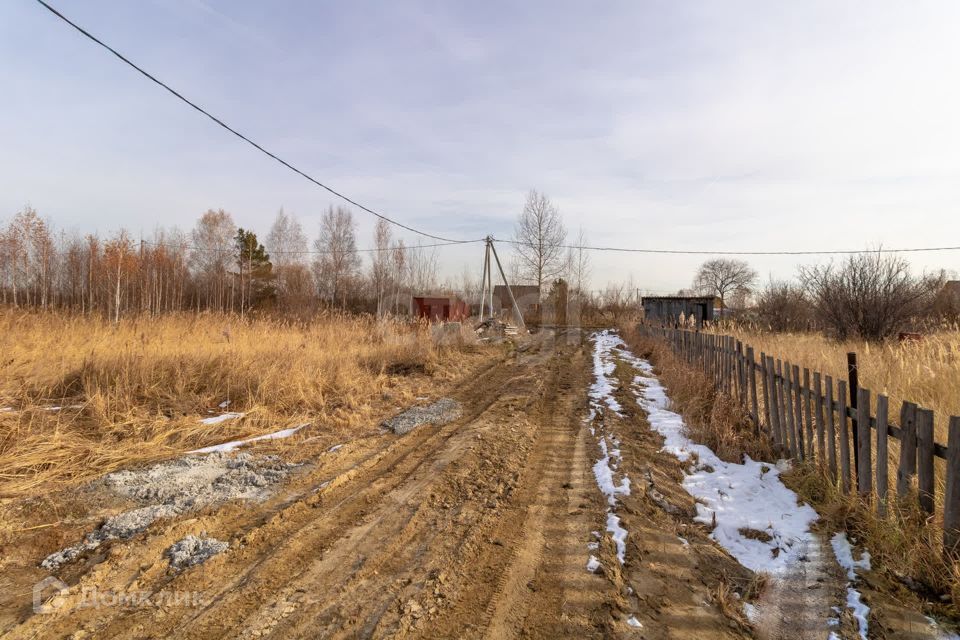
[140,238,472,256]
[496,239,960,256]
[34,0,477,245]
[31,1,960,260]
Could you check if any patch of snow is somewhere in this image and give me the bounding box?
[677,536,689,547]
[592,436,630,506]
[626,616,643,628]
[587,541,599,550]
[589,330,624,415]
[199,412,245,426]
[607,512,628,564]
[189,423,307,454]
[846,587,869,639]
[327,444,343,453]
[743,603,759,622]
[830,532,871,581]
[586,331,634,566]
[218,400,231,408]
[586,555,601,572]
[630,361,819,575]
[830,532,872,638]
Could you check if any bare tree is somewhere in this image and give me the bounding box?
[693,258,758,310]
[799,252,942,341]
[266,208,309,309]
[565,227,591,296]
[513,190,566,295]
[755,279,813,332]
[312,206,361,307]
[407,243,439,293]
[190,209,236,312]
[390,240,407,314]
[370,219,392,316]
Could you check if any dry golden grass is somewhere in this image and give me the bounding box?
[0,309,487,498]
[713,325,960,442]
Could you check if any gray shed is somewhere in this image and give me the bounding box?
[641,296,717,325]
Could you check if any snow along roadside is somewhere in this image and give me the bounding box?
[616,334,877,636]
[623,345,819,574]
[585,331,631,568]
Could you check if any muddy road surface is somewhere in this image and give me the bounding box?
[2,330,853,639]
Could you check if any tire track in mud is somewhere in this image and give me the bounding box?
[8,335,607,640]
[479,341,613,639]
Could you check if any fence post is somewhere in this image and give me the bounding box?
[792,364,805,460]
[944,417,960,556]
[747,346,759,433]
[848,352,861,485]
[857,388,872,497]
[767,356,782,447]
[760,351,771,432]
[803,368,814,459]
[876,395,889,517]
[813,372,825,464]
[838,379,851,493]
[782,361,798,459]
[826,376,838,482]
[917,408,935,515]
[897,402,918,501]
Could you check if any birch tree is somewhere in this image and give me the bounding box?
[513,190,566,295]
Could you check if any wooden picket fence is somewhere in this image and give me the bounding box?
[639,323,960,555]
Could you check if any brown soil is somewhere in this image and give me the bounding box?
[1,330,757,639]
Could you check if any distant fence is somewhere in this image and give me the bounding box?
[639,324,960,555]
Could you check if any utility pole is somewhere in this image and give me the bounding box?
[478,241,490,322]
[487,237,526,331]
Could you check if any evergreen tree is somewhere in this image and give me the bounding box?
[234,228,275,312]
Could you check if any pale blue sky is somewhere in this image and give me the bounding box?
[2,1,960,291]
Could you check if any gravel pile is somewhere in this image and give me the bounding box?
[42,453,298,571]
[383,398,462,435]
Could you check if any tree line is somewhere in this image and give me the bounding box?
[0,205,445,319]
[685,255,959,341]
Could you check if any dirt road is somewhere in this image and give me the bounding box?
[4,331,760,639]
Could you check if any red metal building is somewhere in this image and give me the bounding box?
[412,294,470,322]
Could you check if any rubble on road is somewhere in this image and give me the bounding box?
[41,452,299,571]
[383,398,462,435]
[167,534,229,569]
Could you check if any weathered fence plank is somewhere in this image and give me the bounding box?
[748,346,759,433]
[857,388,872,497]
[826,376,838,482]
[783,361,798,459]
[803,368,814,459]
[917,408,936,515]
[838,380,851,493]
[767,356,782,446]
[814,372,825,465]
[944,417,960,555]
[897,402,918,501]
[792,365,804,459]
[876,394,889,517]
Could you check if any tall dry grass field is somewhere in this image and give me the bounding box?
[715,326,960,443]
[0,309,486,499]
